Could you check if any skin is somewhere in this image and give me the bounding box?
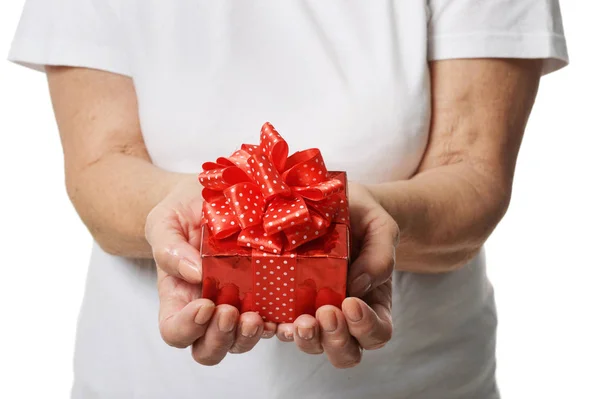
[46,58,542,368]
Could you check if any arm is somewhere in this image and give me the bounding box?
[370,58,543,273]
[47,66,194,258]
[48,65,278,364]
[277,58,545,367]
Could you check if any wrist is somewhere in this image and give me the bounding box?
[164,173,203,202]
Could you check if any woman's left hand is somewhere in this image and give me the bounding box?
[276,183,399,368]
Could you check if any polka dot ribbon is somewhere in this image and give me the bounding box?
[199,122,346,253]
[252,252,298,323]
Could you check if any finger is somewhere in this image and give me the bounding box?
[261,321,277,339]
[229,312,264,354]
[342,297,392,350]
[276,323,295,342]
[159,298,215,348]
[347,215,399,297]
[293,315,323,354]
[157,271,213,348]
[147,212,203,284]
[191,305,239,366]
[317,306,362,369]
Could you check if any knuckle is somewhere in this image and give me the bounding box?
[379,282,392,299]
[229,339,256,354]
[390,221,401,246]
[191,350,222,366]
[296,337,324,354]
[229,344,251,354]
[382,327,393,342]
[364,342,387,351]
[159,323,186,349]
[206,333,236,354]
[374,325,393,343]
[363,331,392,350]
[382,256,395,276]
[354,318,378,336]
[160,333,186,349]
[277,333,293,342]
[300,345,324,355]
[327,334,353,350]
[144,211,157,241]
[333,355,362,369]
[153,246,172,270]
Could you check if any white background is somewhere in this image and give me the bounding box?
[0,1,598,398]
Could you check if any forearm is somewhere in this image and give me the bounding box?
[369,161,508,273]
[369,58,543,273]
[46,66,200,258]
[66,152,195,258]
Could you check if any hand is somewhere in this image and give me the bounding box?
[145,177,277,365]
[276,182,399,368]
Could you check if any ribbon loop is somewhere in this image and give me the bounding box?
[282,149,328,186]
[199,161,251,191]
[223,183,265,229]
[248,153,291,200]
[225,149,254,180]
[292,178,344,201]
[259,122,289,173]
[202,198,240,239]
[263,195,310,235]
[283,214,330,250]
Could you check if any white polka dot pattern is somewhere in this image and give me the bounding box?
[283,214,330,250]
[253,252,297,323]
[263,195,310,235]
[198,165,230,191]
[293,178,344,201]
[223,182,265,230]
[305,192,347,225]
[198,160,252,191]
[238,225,284,254]
[201,198,239,239]
[248,152,290,200]
[259,122,289,173]
[282,149,328,187]
[226,150,254,180]
[198,122,349,253]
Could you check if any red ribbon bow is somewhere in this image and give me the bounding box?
[199,122,346,254]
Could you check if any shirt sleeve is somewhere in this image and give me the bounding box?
[427,0,569,75]
[7,0,131,76]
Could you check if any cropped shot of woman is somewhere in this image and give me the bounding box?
[8,1,568,398]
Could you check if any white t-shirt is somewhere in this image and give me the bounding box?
[9,1,568,398]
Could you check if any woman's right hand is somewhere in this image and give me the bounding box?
[145,177,277,365]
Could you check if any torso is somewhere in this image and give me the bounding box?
[73,2,499,398]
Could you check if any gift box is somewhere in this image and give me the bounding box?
[198,122,349,323]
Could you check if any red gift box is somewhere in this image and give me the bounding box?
[198,123,349,323]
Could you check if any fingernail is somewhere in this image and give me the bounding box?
[180,259,201,281]
[298,326,314,340]
[194,304,214,325]
[241,322,259,338]
[218,312,236,333]
[284,331,293,340]
[321,311,338,332]
[349,274,371,296]
[345,300,363,322]
[261,331,273,339]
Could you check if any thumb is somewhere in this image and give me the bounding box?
[146,209,203,284]
[347,212,399,297]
